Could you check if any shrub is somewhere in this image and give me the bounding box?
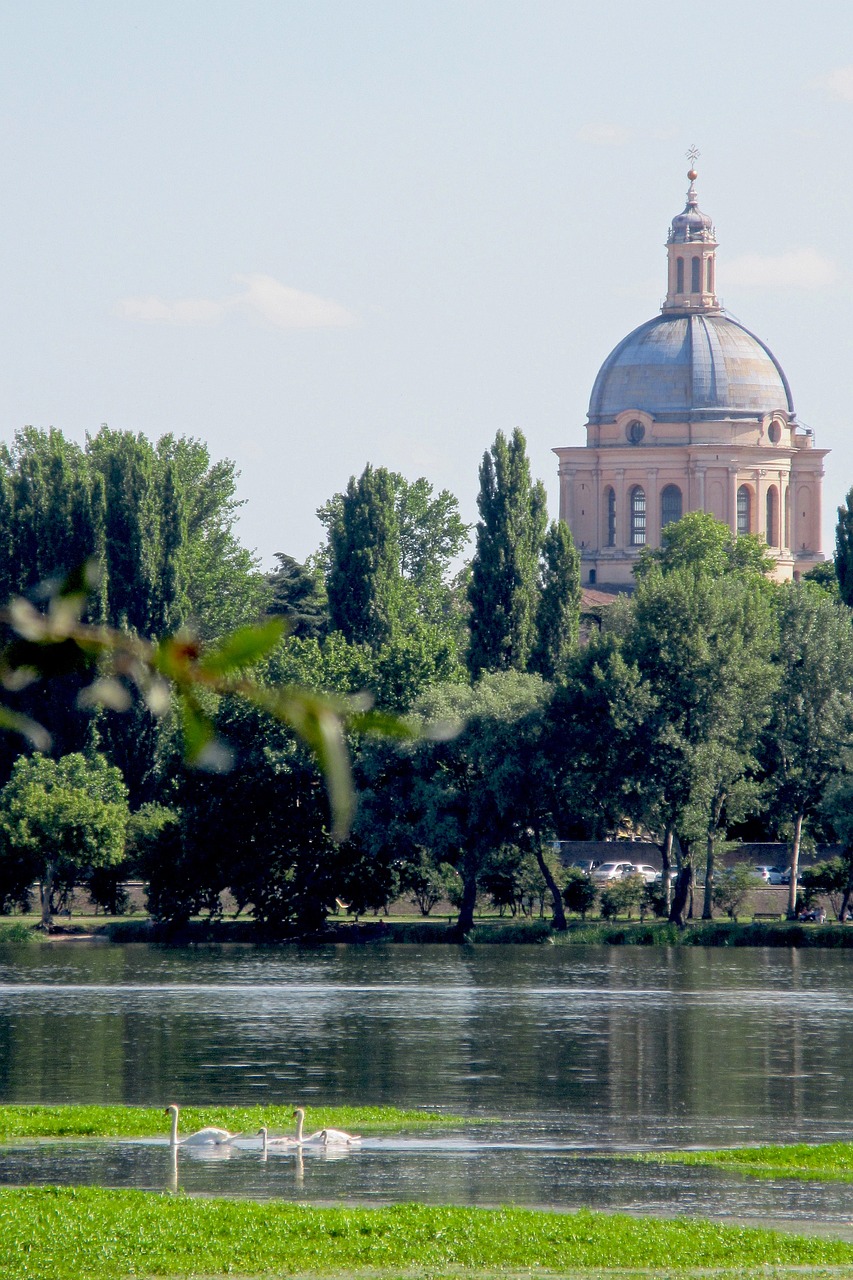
[801,858,847,918]
[713,864,763,921]
[600,873,645,920]
[563,867,597,919]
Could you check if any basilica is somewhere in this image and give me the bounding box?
[554,166,826,585]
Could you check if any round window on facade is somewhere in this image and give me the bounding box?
[768,420,782,444]
[627,419,645,444]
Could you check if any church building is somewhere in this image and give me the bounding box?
[554,164,827,585]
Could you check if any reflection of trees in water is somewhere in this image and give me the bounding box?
[4,947,853,1140]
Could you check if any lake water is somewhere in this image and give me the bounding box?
[2,941,853,1232]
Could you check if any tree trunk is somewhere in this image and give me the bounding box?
[39,862,55,930]
[841,867,853,922]
[455,869,478,937]
[787,811,804,918]
[702,833,715,920]
[661,825,674,914]
[670,861,694,927]
[534,843,567,931]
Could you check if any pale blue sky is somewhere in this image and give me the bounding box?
[1,1,852,565]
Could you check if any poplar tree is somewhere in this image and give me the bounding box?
[835,488,853,609]
[532,519,581,680]
[467,429,548,678]
[327,464,402,648]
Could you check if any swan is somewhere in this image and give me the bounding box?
[292,1107,327,1145]
[320,1126,361,1146]
[257,1125,298,1152]
[164,1104,238,1147]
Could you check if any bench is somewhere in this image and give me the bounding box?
[752,912,784,922]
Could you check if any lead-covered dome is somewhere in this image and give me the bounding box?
[587,312,794,424]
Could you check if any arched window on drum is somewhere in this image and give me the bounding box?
[660,484,682,532]
[604,486,616,547]
[737,485,751,536]
[765,485,779,547]
[630,486,646,546]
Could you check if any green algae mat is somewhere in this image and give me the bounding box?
[1,1189,853,1280]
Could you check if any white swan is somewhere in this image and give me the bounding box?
[292,1107,326,1145]
[320,1126,361,1146]
[165,1103,238,1147]
[257,1125,298,1152]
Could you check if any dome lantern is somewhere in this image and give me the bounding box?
[662,155,720,314]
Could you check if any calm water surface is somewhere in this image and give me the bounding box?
[1,941,852,1230]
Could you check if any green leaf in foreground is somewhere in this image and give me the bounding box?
[0,1103,463,1141]
[640,1140,853,1182]
[0,1190,852,1280]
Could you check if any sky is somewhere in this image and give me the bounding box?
[1,0,852,569]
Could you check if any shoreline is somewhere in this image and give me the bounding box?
[3,916,853,948]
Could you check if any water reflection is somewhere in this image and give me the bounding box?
[2,1133,853,1239]
[1,944,853,1150]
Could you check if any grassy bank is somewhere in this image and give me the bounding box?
[641,1141,853,1182]
[0,1103,462,1141]
[2,1188,853,1280]
[4,914,853,948]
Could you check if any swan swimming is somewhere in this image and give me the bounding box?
[294,1107,361,1146]
[164,1104,238,1147]
[257,1125,298,1151]
[292,1107,327,1145]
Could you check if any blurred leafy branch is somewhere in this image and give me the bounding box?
[0,561,412,839]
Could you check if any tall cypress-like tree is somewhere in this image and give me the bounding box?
[327,465,402,648]
[467,429,548,678]
[532,519,581,680]
[835,488,853,609]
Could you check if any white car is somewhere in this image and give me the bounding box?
[631,864,660,884]
[592,861,637,882]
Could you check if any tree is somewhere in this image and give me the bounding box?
[0,753,128,928]
[532,520,581,680]
[563,867,597,919]
[712,864,762,921]
[326,465,403,648]
[467,429,548,677]
[624,558,778,924]
[361,672,550,936]
[600,874,645,920]
[803,561,841,600]
[319,470,469,649]
[835,488,853,610]
[546,635,653,841]
[635,510,773,583]
[267,554,328,639]
[762,583,853,915]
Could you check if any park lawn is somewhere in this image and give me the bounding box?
[0,1103,462,1141]
[640,1142,853,1182]
[2,1188,853,1280]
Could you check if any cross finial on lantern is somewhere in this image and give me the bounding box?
[686,145,700,168]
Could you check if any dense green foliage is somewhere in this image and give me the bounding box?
[1,1188,850,1280]
[0,753,128,924]
[4,422,853,939]
[467,428,549,676]
[835,486,853,609]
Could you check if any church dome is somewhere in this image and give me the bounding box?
[587,311,795,424]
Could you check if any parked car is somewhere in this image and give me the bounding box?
[753,865,776,883]
[631,864,660,884]
[570,859,600,875]
[592,861,637,882]
[766,867,787,885]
